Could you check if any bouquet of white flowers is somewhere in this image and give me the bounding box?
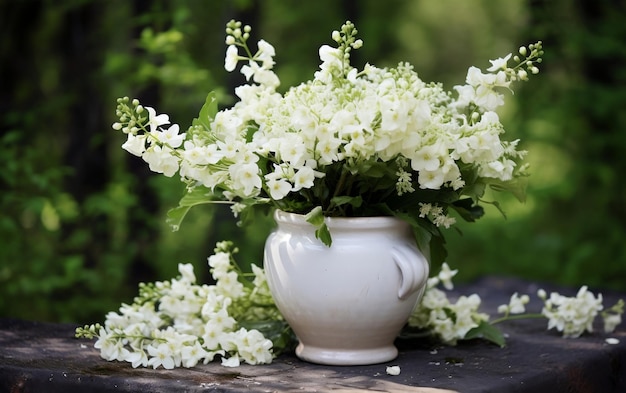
[113,20,542,262]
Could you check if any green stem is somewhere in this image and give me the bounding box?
[490,313,544,325]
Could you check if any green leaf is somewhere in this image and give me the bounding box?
[315,223,332,247]
[489,177,528,203]
[304,206,332,246]
[451,198,485,222]
[304,206,325,226]
[165,186,216,231]
[464,320,506,347]
[191,91,218,130]
[329,195,363,209]
[244,122,259,143]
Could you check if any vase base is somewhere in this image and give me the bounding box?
[295,343,398,366]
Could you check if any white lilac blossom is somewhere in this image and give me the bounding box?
[538,286,602,338]
[497,292,530,315]
[408,265,624,346]
[408,263,489,345]
[112,20,544,262]
[537,287,624,338]
[76,242,280,368]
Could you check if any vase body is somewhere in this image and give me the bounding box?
[263,210,430,365]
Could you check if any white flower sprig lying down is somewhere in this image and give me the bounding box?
[407,264,624,346]
[76,242,288,369]
[77,243,624,368]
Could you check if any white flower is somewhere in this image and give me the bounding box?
[94,329,128,361]
[541,286,604,338]
[486,53,512,72]
[151,124,185,148]
[181,341,209,368]
[498,292,530,315]
[437,263,458,290]
[229,162,262,197]
[145,106,170,133]
[126,350,149,368]
[221,354,241,367]
[225,45,239,72]
[603,313,622,333]
[178,263,196,284]
[292,166,316,191]
[121,134,147,157]
[215,271,245,299]
[147,343,176,369]
[142,145,179,177]
[266,177,292,200]
[256,39,276,69]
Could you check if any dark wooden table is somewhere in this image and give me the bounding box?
[1,277,625,393]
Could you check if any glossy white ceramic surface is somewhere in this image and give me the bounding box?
[263,210,429,365]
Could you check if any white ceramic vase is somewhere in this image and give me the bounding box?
[263,210,430,366]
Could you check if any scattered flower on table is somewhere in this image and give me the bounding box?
[386,365,401,376]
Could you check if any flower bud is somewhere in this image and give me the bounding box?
[519,46,527,56]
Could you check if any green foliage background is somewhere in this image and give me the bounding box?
[1,0,625,324]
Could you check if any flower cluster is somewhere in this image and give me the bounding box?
[407,264,490,345]
[537,287,624,338]
[408,265,625,346]
[76,242,285,368]
[113,20,543,259]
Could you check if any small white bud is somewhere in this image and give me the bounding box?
[225,36,235,45]
[331,30,341,42]
[531,66,539,74]
[112,122,122,130]
[537,289,547,299]
[519,46,527,56]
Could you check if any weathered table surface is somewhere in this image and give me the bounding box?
[1,277,625,393]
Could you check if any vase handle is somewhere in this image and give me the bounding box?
[392,245,429,300]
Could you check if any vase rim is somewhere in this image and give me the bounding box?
[274,209,408,229]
